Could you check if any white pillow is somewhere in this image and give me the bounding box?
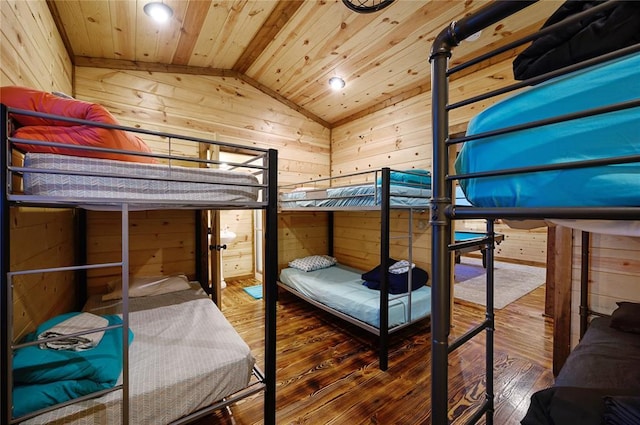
[102,274,192,301]
[288,255,336,272]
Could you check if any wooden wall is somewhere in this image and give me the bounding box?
[2,0,74,339]
[1,0,71,91]
[570,231,640,347]
[460,220,548,267]
[73,66,331,284]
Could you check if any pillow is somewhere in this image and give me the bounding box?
[102,274,192,301]
[362,258,429,294]
[378,170,432,187]
[288,255,336,272]
[609,301,640,334]
[1,86,156,163]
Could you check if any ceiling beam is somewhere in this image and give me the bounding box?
[232,0,305,74]
[172,1,212,66]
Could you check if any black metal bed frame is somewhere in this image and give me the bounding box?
[0,104,279,425]
[429,1,639,423]
[278,167,431,371]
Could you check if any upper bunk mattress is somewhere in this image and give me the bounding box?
[279,264,431,329]
[455,52,640,208]
[279,184,431,209]
[21,288,255,425]
[21,152,260,206]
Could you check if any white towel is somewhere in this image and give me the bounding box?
[388,260,415,275]
[38,312,108,351]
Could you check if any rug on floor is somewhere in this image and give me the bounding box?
[243,284,263,300]
[454,257,545,309]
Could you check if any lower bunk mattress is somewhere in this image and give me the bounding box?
[456,51,640,209]
[522,317,640,425]
[279,264,431,329]
[19,287,255,425]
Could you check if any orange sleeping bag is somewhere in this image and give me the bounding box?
[1,86,156,163]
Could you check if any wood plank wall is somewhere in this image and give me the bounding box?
[571,231,640,347]
[1,0,74,339]
[73,66,331,285]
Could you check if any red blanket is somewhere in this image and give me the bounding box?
[1,86,155,163]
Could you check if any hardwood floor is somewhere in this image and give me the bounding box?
[197,274,554,425]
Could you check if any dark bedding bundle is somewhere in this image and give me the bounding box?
[361,258,429,294]
[513,0,640,80]
[521,387,640,425]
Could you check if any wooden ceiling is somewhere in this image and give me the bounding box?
[48,0,560,127]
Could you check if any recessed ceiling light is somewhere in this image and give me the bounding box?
[144,2,173,23]
[329,77,346,90]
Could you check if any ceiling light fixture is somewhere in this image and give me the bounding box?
[329,77,346,90]
[144,2,173,23]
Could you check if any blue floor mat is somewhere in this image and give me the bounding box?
[243,284,263,300]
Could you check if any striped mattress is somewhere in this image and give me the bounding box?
[22,153,260,207]
[21,288,255,424]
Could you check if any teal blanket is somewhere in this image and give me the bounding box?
[12,312,133,418]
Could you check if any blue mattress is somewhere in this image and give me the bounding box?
[279,264,431,329]
[456,52,640,208]
[279,184,431,208]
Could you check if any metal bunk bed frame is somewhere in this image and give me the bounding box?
[278,167,430,371]
[0,104,278,425]
[429,1,640,424]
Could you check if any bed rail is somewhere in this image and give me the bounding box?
[3,105,271,210]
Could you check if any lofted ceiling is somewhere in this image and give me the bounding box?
[48,0,560,128]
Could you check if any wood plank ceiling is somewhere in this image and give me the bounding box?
[48,0,559,128]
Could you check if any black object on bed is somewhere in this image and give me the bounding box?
[521,316,640,425]
[513,0,640,80]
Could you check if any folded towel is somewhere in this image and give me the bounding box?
[38,312,108,351]
[389,260,415,274]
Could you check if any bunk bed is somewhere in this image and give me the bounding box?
[0,90,278,425]
[278,169,432,370]
[429,1,640,424]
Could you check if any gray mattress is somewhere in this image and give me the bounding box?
[21,288,255,425]
[279,264,431,329]
[279,183,431,209]
[555,317,640,389]
[21,153,260,207]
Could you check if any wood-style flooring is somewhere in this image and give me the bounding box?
[197,274,554,425]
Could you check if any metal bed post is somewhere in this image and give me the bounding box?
[580,231,591,338]
[264,148,278,425]
[1,103,10,425]
[484,220,496,424]
[379,168,391,371]
[429,3,536,424]
[430,31,453,425]
[328,212,334,257]
[120,204,130,425]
